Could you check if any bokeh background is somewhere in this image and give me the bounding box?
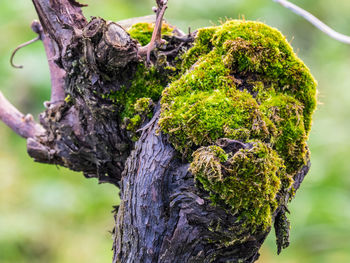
[1,0,350,262]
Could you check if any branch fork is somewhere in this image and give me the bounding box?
[138,0,169,64]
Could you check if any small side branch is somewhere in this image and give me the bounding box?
[0,91,45,138]
[40,30,66,106]
[274,0,350,44]
[138,0,169,63]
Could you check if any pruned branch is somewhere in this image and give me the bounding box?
[0,91,45,138]
[274,0,350,44]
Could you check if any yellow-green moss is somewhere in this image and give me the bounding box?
[127,114,141,131]
[128,22,174,46]
[134,97,153,115]
[159,20,317,231]
[190,142,292,232]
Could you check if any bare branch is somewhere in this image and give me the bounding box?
[274,0,350,44]
[0,91,45,138]
[146,0,168,63]
[11,20,66,107]
[38,27,66,106]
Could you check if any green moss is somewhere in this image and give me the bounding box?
[260,92,308,173]
[159,20,317,232]
[181,26,217,71]
[159,50,274,157]
[190,141,292,232]
[159,20,316,168]
[125,97,154,135]
[128,22,174,46]
[127,114,141,131]
[106,64,168,119]
[134,97,153,115]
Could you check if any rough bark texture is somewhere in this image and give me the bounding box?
[113,115,310,262]
[0,1,312,262]
[114,116,265,263]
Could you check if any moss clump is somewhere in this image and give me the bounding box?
[159,50,274,157]
[190,142,292,232]
[159,20,317,232]
[159,20,316,171]
[260,92,308,173]
[127,114,142,132]
[128,22,174,46]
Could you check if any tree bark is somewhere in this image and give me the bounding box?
[0,1,312,262]
[112,114,310,262]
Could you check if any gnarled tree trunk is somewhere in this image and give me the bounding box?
[0,1,315,262]
[113,118,310,262]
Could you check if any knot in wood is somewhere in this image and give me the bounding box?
[105,22,130,48]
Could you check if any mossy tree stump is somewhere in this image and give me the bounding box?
[1,1,316,262]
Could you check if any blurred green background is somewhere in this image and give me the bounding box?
[1,0,350,262]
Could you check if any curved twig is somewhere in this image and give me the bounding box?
[10,36,41,69]
[274,0,350,44]
[10,20,44,69]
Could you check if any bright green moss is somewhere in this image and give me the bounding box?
[127,114,141,131]
[128,22,174,46]
[190,141,292,232]
[159,20,316,167]
[181,26,217,71]
[260,92,308,173]
[159,20,317,231]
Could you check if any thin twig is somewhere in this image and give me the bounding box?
[146,0,168,64]
[274,0,350,44]
[0,91,45,138]
[10,36,41,69]
[10,20,44,69]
